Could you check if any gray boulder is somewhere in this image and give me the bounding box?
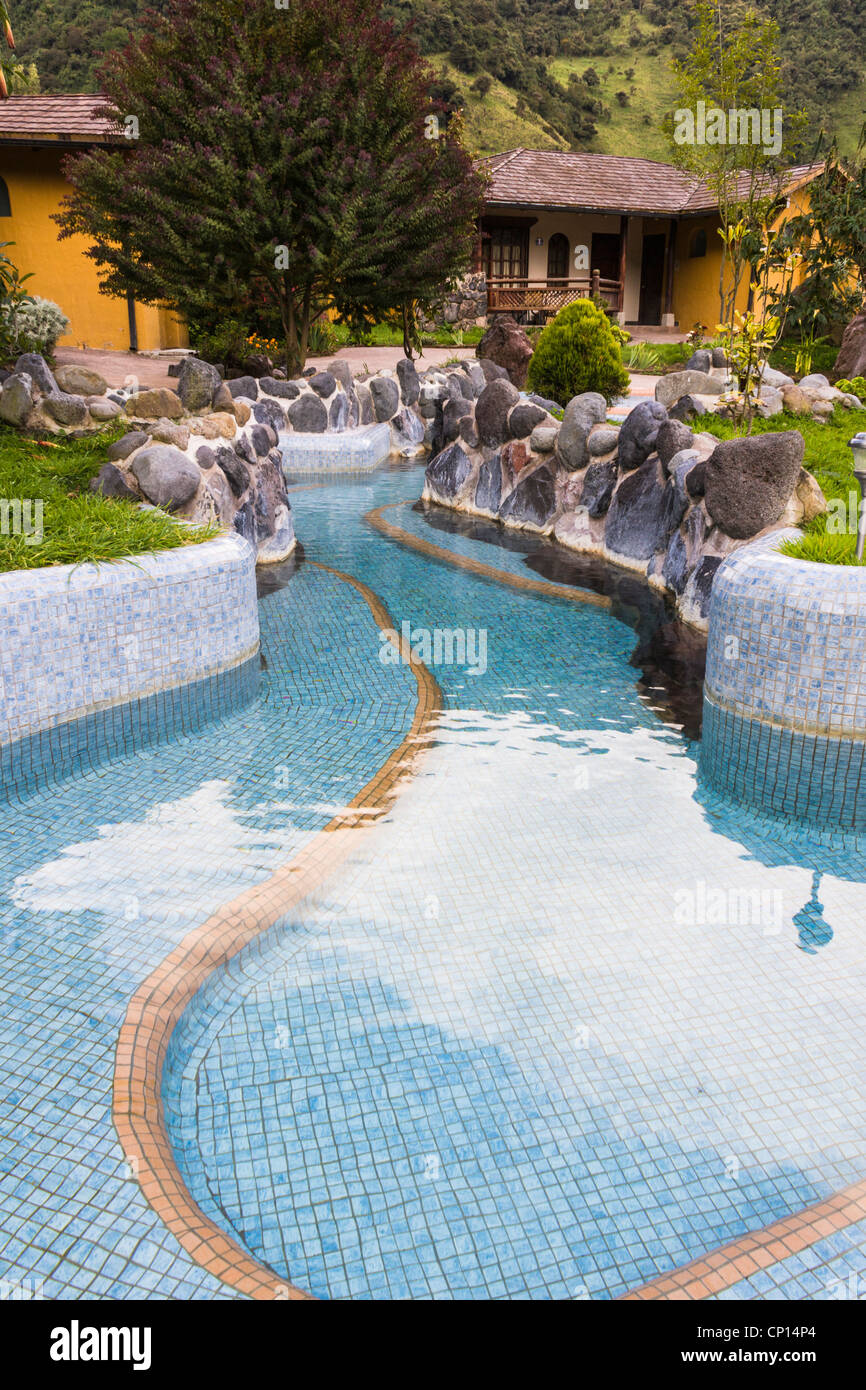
[287,393,327,433]
[396,358,420,406]
[530,425,558,453]
[309,371,337,398]
[508,402,546,439]
[251,423,277,456]
[355,381,374,425]
[669,394,703,423]
[475,453,502,512]
[604,458,683,561]
[177,357,221,411]
[655,370,725,409]
[108,430,149,462]
[215,445,251,497]
[0,372,33,426]
[475,378,520,448]
[325,360,353,392]
[227,376,259,401]
[703,430,805,538]
[587,427,619,457]
[655,418,695,470]
[759,363,795,390]
[14,353,58,396]
[662,529,689,594]
[253,398,288,433]
[684,556,723,619]
[617,399,667,470]
[557,392,608,471]
[88,398,123,421]
[259,377,300,399]
[441,398,468,445]
[130,445,201,510]
[581,458,618,518]
[683,349,712,374]
[55,364,107,396]
[711,347,728,368]
[499,465,557,528]
[426,442,472,500]
[195,445,217,470]
[329,394,349,431]
[89,462,139,500]
[369,376,401,422]
[478,357,511,384]
[43,391,88,426]
[460,360,487,396]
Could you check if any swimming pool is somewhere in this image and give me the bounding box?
[2,461,866,1300]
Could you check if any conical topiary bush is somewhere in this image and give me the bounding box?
[526,299,630,406]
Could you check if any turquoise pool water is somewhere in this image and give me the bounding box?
[2,461,866,1300]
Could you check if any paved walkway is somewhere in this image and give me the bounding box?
[54,345,477,392]
[56,345,660,419]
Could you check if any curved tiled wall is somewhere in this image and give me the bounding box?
[701,533,866,827]
[0,533,260,800]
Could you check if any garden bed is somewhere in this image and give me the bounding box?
[0,426,217,573]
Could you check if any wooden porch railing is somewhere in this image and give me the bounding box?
[487,271,622,317]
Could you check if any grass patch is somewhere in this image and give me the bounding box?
[329,321,483,350]
[767,339,839,380]
[777,531,866,565]
[694,406,866,563]
[0,426,218,574]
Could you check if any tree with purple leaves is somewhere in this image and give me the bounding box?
[55,0,485,372]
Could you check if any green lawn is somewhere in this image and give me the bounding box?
[0,427,217,573]
[695,407,866,564]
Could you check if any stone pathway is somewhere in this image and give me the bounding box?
[54,345,659,418]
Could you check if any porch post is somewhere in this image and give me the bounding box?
[661,217,677,328]
[617,215,628,322]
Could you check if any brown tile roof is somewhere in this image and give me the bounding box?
[0,94,120,142]
[479,148,824,217]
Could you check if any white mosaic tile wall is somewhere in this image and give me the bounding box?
[705,532,866,735]
[0,534,260,748]
[278,423,392,475]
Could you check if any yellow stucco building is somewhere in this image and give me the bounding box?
[476,148,823,331]
[0,94,187,352]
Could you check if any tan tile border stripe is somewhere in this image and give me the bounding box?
[622,1179,866,1299]
[365,501,613,611]
[624,1178,866,1300]
[113,559,442,1300]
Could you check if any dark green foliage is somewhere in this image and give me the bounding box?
[54,0,484,373]
[526,299,630,405]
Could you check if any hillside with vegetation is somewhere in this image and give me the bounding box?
[13,0,866,157]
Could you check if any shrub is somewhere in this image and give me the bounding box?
[188,318,249,370]
[526,299,630,405]
[1,295,69,359]
[308,318,340,356]
[835,377,866,401]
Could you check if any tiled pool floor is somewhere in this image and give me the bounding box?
[3,463,866,1300]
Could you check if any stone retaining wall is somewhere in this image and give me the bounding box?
[421,379,827,630]
[0,533,259,800]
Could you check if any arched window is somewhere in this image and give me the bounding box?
[0,178,10,217]
[689,227,707,259]
[547,232,569,281]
